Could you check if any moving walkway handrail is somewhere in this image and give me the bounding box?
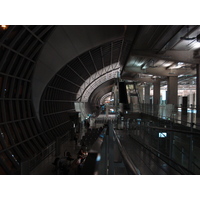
[139,124,200,136]
[113,129,141,175]
[80,128,106,175]
[129,133,195,175]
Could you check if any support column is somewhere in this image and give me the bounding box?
[153,79,160,105]
[106,105,109,118]
[188,91,193,105]
[138,86,144,103]
[196,64,200,117]
[167,76,178,106]
[144,84,150,104]
[182,96,188,115]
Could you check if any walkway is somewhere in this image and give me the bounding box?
[115,129,181,175]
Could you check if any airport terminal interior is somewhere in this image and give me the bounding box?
[1,25,200,175]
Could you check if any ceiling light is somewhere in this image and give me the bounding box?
[1,25,8,30]
[177,62,184,65]
[141,64,147,70]
[163,62,173,67]
[193,42,200,49]
[180,36,196,40]
[168,64,181,69]
[197,34,200,42]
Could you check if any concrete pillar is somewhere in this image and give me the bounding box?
[196,64,200,117]
[138,86,144,103]
[167,76,178,106]
[145,84,150,104]
[193,93,196,106]
[114,85,118,109]
[153,79,160,105]
[182,96,187,115]
[188,92,193,105]
[106,105,109,118]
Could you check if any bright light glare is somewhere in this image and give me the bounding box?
[159,132,167,138]
[96,154,101,162]
[161,90,166,100]
[193,42,200,49]
[1,25,7,30]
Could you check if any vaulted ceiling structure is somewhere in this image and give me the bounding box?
[0,25,200,174]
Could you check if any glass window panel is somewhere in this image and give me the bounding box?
[15,122,25,140]
[0,125,11,147]
[0,139,3,150]
[0,152,15,172]
[0,76,3,94]
[0,164,7,175]
[4,100,11,121]
[13,146,25,160]
[7,123,19,143]
[17,144,30,158]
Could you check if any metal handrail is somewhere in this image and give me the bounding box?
[113,129,141,175]
[129,133,195,175]
[80,128,107,175]
[81,125,141,175]
[140,103,199,130]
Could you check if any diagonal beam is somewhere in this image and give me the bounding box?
[131,50,200,65]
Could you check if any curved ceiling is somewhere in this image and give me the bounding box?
[76,62,120,102]
[1,25,200,174]
[32,25,127,117]
[99,92,113,105]
[40,36,131,130]
[36,25,200,123]
[89,79,115,105]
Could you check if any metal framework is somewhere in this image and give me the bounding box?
[0,25,55,174]
[1,25,198,175]
[76,62,121,102]
[3,25,133,174]
[40,38,131,143]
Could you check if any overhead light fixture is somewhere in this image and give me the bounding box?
[168,64,181,69]
[163,62,173,67]
[193,42,200,49]
[180,36,196,40]
[197,34,200,42]
[177,62,184,65]
[1,25,8,30]
[180,26,196,41]
[180,33,200,43]
[141,64,147,70]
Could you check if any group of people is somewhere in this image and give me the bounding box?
[52,151,75,175]
[70,148,88,174]
[52,148,88,175]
